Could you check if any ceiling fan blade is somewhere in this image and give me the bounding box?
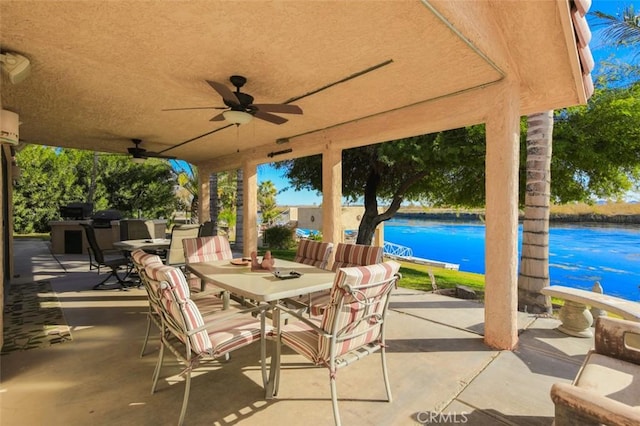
[162,106,226,111]
[206,80,240,106]
[253,111,288,125]
[210,113,226,122]
[252,104,303,115]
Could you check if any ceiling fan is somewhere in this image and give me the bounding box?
[164,75,303,125]
[127,138,176,163]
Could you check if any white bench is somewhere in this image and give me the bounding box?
[541,285,640,338]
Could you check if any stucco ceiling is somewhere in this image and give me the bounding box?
[1,0,590,170]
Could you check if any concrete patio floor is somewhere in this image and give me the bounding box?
[1,239,594,426]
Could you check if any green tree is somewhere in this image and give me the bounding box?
[551,80,640,202]
[100,156,177,219]
[14,146,179,232]
[276,128,486,245]
[258,180,279,226]
[14,146,79,233]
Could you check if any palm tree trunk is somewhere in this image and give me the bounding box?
[209,173,219,235]
[235,168,243,247]
[518,111,553,314]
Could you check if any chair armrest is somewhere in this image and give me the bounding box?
[595,317,640,365]
[551,382,640,426]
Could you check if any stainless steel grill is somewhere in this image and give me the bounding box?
[91,209,122,228]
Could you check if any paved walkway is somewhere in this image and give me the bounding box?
[1,239,593,425]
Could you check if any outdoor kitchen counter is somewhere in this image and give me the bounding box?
[49,220,119,254]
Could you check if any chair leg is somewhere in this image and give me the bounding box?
[260,311,268,389]
[178,370,192,426]
[381,347,392,402]
[330,373,342,426]
[140,312,152,358]
[151,341,165,394]
[93,270,122,290]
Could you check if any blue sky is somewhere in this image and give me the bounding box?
[258,0,638,206]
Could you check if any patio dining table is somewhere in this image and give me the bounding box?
[187,258,336,398]
[112,238,171,252]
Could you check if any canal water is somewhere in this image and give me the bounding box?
[384,218,640,301]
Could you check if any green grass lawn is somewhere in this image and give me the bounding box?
[260,248,486,294]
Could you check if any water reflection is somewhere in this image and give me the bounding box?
[385,218,640,301]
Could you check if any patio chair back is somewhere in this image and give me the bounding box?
[331,242,383,271]
[120,219,152,240]
[81,222,131,289]
[278,261,401,425]
[302,242,384,316]
[319,261,400,360]
[294,239,334,270]
[182,236,234,263]
[165,225,200,266]
[182,235,234,294]
[82,222,107,265]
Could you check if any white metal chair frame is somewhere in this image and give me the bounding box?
[274,264,401,426]
[151,273,272,426]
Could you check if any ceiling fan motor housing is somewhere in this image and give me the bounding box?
[230,75,247,88]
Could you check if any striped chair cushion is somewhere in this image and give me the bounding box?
[207,316,264,358]
[182,236,234,264]
[160,281,262,357]
[331,243,383,271]
[166,296,212,354]
[318,261,400,362]
[164,296,263,357]
[191,294,224,316]
[306,243,383,316]
[294,240,333,269]
[131,249,162,268]
[280,317,324,364]
[147,264,191,302]
[308,292,333,317]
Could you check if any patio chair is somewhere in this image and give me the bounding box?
[150,264,271,426]
[136,254,225,357]
[550,316,640,426]
[183,236,233,292]
[275,261,401,426]
[80,222,133,290]
[164,224,200,267]
[284,239,333,310]
[306,242,384,316]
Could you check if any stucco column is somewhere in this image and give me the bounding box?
[322,145,342,247]
[242,162,258,257]
[484,82,521,350]
[197,165,211,225]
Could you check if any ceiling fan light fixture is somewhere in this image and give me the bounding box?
[131,156,146,164]
[223,110,253,125]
